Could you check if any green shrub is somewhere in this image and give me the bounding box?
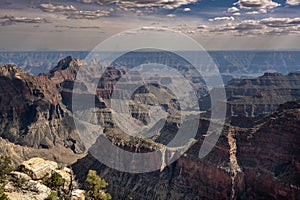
[45,191,60,200]
[42,172,65,190]
[0,155,12,200]
[85,170,111,200]
[9,176,26,188]
[0,184,9,200]
[0,156,13,183]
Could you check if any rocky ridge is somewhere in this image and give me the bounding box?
[72,100,300,200]
[0,58,85,162]
[203,72,300,117]
[0,56,299,199]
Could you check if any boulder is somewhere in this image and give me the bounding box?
[20,157,58,180]
[71,189,85,200]
[5,180,51,200]
[10,171,32,181]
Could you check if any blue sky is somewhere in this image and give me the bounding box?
[0,0,300,50]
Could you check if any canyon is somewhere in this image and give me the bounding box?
[0,56,299,199]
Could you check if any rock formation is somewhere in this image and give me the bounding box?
[72,100,300,200]
[4,157,84,200]
[203,72,300,117]
[20,157,58,180]
[0,56,299,200]
[0,59,85,161]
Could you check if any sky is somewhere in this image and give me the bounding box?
[0,0,300,50]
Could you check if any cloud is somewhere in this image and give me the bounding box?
[0,15,49,26]
[166,14,176,17]
[235,20,264,31]
[209,16,235,22]
[260,17,300,27]
[209,20,264,34]
[66,9,113,19]
[227,7,239,13]
[80,0,95,3]
[266,27,297,35]
[39,3,77,12]
[234,0,280,9]
[79,0,197,9]
[209,17,300,36]
[196,25,208,29]
[245,8,267,14]
[286,0,300,6]
[183,7,191,12]
[55,25,101,29]
[38,3,114,20]
[233,12,241,16]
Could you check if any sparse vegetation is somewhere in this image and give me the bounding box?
[9,176,26,188]
[0,184,9,200]
[45,190,60,200]
[0,155,13,200]
[43,172,65,190]
[0,155,111,200]
[42,172,70,200]
[85,170,111,200]
[0,155,13,183]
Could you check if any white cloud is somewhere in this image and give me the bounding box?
[286,0,300,6]
[166,14,176,17]
[39,3,77,12]
[79,0,197,9]
[233,12,241,16]
[227,7,239,13]
[209,17,300,36]
[55,25,101,29]
[196,25,208,29]
[183,8,191,12]
[66,10,112,19]
[209,20,265,36]
[235,20,263,31]
[234,0,280,9]
[80,0,94,3]
[245,8,267,14]
[0,15,49,26]
[260,17,300,27]
[209,16,235,22]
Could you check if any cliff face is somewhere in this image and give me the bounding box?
[235,101,300,199]
[204,72,300,117]
[72,133,233,200]
[0,58,85,157]
[72,100,300,200]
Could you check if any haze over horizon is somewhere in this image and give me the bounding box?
[0,0,300,51]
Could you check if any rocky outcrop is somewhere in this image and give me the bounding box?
[5,179,51,200]
[234,100,300,199]
[72,118,233,200]
[204,72,300,117]
[1,56,299,200]
[0,136,85,166]
[0,60,85,155]
[72,100,300,200]
[47,56,84,85]
[19,157,58,180]
[71,189,85,200]
[4,157,83,200]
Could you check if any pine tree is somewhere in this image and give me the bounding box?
[85,170,111,200]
